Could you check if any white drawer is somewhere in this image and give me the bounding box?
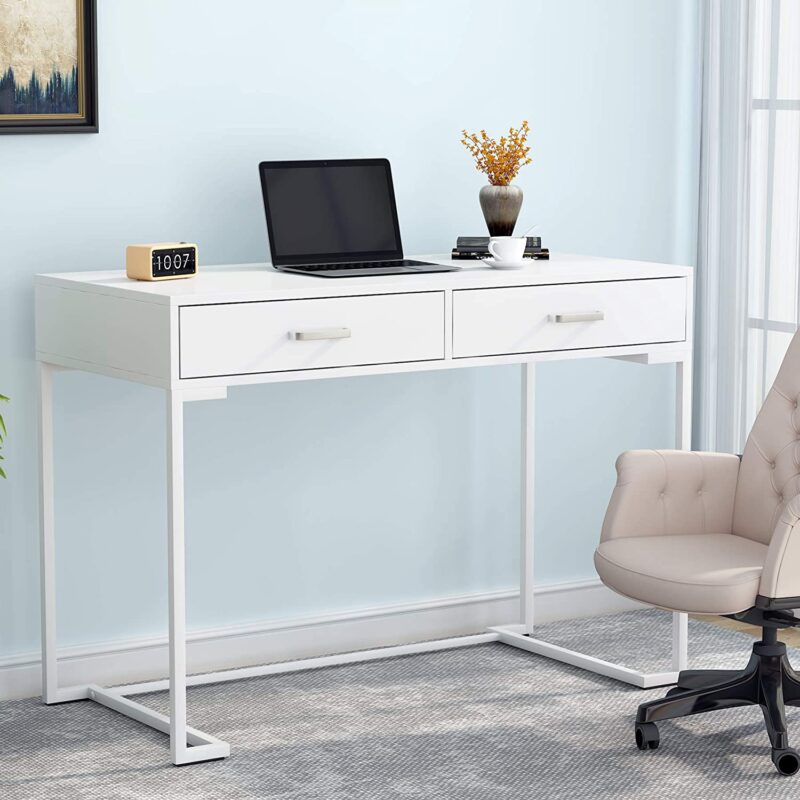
[179,291,445,378]
[453,278,686,358]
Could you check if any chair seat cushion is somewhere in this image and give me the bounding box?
[594,534,769,614]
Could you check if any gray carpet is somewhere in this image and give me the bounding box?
[2,610,800,799]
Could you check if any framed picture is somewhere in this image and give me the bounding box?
[0,0,97,134]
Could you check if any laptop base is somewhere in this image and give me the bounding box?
[278,260,459,278]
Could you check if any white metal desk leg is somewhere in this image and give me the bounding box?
[520,363,535,636]
[38,362,58,703]
[671,356,693,673]
[167,390,188,764]
[671,611,688,672]
[166,390,229,765]
[675,357,692,452]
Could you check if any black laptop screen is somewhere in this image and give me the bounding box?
[260,160,403,266]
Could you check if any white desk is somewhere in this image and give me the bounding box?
[35,253,694,765]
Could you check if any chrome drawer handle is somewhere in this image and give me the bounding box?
[551,311,604,323]
[289,327,351,341]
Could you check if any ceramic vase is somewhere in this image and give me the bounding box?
[479,184,523,236]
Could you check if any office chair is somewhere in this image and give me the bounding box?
[594,331,800,776]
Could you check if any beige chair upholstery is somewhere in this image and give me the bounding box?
[595,330,800,615]
[595,531,767,615]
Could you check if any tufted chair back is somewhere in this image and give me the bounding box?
[733,329,800,544]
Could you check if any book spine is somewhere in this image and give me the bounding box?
[451,249,550,260]
[456,236,541,248]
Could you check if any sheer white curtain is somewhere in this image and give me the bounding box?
[696,0,800,453]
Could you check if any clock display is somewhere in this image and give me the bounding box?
[152,246,196,278]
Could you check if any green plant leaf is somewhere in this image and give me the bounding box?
[0,466,6,479]
[0,395,8,402]
[0,414,6,438]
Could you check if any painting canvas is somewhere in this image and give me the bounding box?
[0,0,97,133]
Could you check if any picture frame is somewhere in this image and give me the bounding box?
[0,0,98,135]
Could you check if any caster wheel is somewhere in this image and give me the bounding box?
[635,722,660,751]
[772,748,800,776]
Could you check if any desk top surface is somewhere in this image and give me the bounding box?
[36,253,693,306]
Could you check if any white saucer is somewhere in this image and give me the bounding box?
[482,257,528,270]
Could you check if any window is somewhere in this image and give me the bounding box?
[743,0,800,441]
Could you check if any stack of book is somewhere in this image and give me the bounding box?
[451,236,549,260]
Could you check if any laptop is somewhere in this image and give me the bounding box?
[259,158,459,277]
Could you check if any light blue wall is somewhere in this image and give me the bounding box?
[0,0,701,657]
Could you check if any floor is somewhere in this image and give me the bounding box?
[3,610,800,800]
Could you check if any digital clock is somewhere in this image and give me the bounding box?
[126,242,198,282]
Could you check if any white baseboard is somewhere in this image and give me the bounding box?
[0,579,639,701]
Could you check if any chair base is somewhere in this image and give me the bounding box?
[635,631,800,776]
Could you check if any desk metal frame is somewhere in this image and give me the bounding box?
[37,260,692,765]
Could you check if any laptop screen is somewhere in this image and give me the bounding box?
[259,159,404,266]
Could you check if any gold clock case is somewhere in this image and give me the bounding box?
[126,243,198,281]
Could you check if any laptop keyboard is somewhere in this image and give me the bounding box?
[295,260,425,271]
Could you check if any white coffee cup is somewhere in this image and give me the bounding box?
[487,236,526,264]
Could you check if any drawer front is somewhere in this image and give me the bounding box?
[179,292,444,378]
[453,278,686,358]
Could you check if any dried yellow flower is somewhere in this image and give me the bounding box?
[461,120,532,186]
